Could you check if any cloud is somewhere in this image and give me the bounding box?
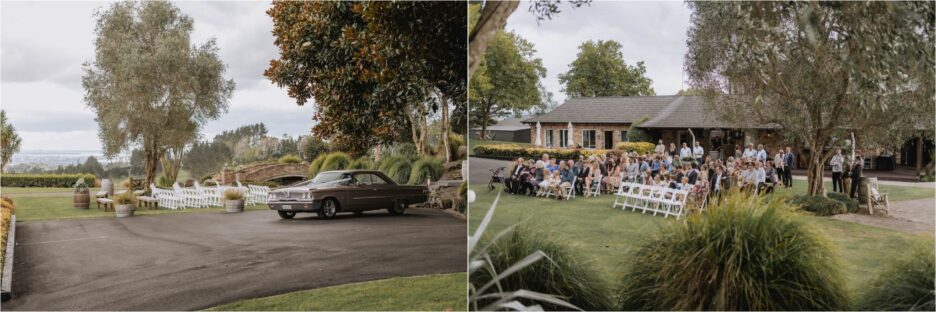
[505,1,692,104]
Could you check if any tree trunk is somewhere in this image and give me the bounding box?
[806,144,832,196]
[144,149,160,190]
[374,145,382,162]
[468,1,520,78]
[481,106,490,141]
[440,95,451,162]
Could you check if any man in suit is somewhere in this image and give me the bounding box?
[850,154,863,199]
[783,146,795,187]
[506,157,525,194]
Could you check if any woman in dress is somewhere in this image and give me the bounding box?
[691,169,710,210]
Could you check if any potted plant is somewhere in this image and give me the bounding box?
[73,178,90,209]
[114,191,136,218]
[223,189,245,213]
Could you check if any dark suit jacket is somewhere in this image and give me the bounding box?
[509,164,524,179]
[852,162,863,179]
[784,153,795,168]
[711,173,728,192]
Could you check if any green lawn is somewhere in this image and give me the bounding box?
[772,180,934,201]
[468,139,531,155]
[3,187,268,221]
[208,273,467,311]
[468,182,934,300]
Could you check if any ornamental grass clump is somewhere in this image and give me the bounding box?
[278,154,302,164]
[348,156,374,170]
[858,243,935,311]
[114,191,136,205]
[386,159,413,185]
[618,193,848,311]
[408,157,443,184]
[223,189,245,201]
[472,225,616,311]
[320,152,351,172]
[307,153,328,178]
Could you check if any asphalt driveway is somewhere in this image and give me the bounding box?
[5,208,466,310]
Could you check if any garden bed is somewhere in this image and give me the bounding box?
[1,215,15,302]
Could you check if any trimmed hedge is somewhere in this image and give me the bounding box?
[0,173,96,187]
[827,192,859,213]
[790,195,847,216]
[472,144,613,160]
[615,141,656,155]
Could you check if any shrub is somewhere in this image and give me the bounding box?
[472,144,613,160]
[386,159,413,184]
[0,173,96,188]
[436,133,467,160]
[455,181,467,213]
[615,141,656,155]
[388,142,419,160]
[377,156,406,173]
[858,243,935,311]
[472,225,616,311]
[408,157,443,184]
[114,191,136,205]
[827,192,859,213]
[625,116,653,142]
[156,175,174,188]
[308,153,328,178]
[223,189,244,201]
[348,157,375,170]
[790,195,847,216]
[320,152,351,172]
[618,194,848,311]
[278,154,302,164]
[73,177,90,192]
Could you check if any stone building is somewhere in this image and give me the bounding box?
[523,95,932,171]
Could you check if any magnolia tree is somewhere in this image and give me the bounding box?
[0,110,22,173]
[685,1,935,195]
[83,1,235,188]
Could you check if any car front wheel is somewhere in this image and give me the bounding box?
[278,211,296,219]
[388,201,407,215]
[318,199,338,219]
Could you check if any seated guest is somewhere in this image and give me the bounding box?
[605,161,623,193]
[756,144,768,163]
[650,156,662,177]
[625,158,639,182]
[552,163,575,200]
[536,167,553,196]
[585,162,601,197]
[526,161,544,196]
[691,170,710,208]
[763,161,778,194]
[546,159,559,173]
[743,143,757,160]
[574,158,589,196]
[688,163,700,185]
[639,157,650,176]
[754,161,766,194]
[678,176,692,190]
[506,157,525,194]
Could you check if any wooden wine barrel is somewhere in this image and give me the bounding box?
[857,177,877,205]
[74,190,90,209]
[101,179,114,196]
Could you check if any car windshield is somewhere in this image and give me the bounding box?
[311,172,347,184]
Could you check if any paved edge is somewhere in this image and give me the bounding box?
[1,214,16,301]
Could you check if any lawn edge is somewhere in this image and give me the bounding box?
[1,214,16,301]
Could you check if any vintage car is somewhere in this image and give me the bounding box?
[267,170,430,219]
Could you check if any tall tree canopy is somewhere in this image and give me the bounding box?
[558,40,655,98]
[685,1,935,195]
[265,1,465,157]
[0,110,22,173]
[82,1,234,188]
[469,28,546,140]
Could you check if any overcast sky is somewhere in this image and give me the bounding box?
[506,1,692,105]
[1,1,315,152]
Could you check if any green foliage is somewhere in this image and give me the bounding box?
[386,159,414,185]
[470,29,545,137]
[223,189,244,201]
[114,191,136,205]
[827,192,859,213]
[300,136,329,163]
[558,39,655,97]
[278,154,302,164]
[618,194,848,310]
[625,116,653,143]
[377,156,406,173]
[408,157,443,184]
[455,181,467,213]
[858,243,935,311]
[308,154,328,178]
[472,226,616,311]
[185,140,233,179]
[0,174,96,188]
[0,110,22,173]
[156,175,174,188]
[472,144,611,160]
[790,195,848,216]
[615,141,656,154]
[320,152,351,172]
[348,157,375,170]
[82,1,235,186]
[387,143,419,160]
[437,133,467,160]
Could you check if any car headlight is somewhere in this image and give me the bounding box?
[302,192,312,200]
[268,193,277,200]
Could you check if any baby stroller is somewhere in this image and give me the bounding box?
[488,167,506,192]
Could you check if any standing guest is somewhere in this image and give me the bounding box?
[506,157,525,194]
[850,154,864,199]
[710,166,727,199]
[743,143,757,160]
[756,144,768,163]
[773,149,785,188]
[655,139,666,155]
[693,142,705,164]
[680,143,693,160]
[734,145,743,160]
[783,146,795,187]
[688,163,700,185]
[668,142,678,157]
[830,148,845,193]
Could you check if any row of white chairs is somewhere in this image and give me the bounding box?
[148,181,271,210]
[612,182,690,219]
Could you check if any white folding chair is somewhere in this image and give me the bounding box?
[151,184,181,210]
[586,175,602,197]
[612,182,630,209]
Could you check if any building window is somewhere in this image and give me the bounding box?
[620,130,628,142]
[582,130,596,149]
[559,129,568,148]
[545,130,554,147]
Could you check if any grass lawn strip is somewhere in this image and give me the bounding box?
[207,273,466,311]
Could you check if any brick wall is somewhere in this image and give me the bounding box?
[529,123,632,149]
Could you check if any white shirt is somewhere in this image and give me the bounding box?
[756,149,767,162]
[655,144,665,154]
[774,154,784,168]
[693,146,704,159]
[743,148,757,159]
[680,147,692,158]
[755,168,766,184]
[830,154,844,172]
